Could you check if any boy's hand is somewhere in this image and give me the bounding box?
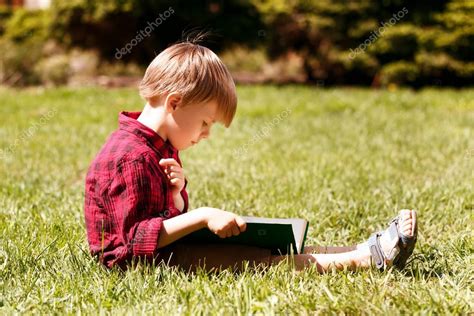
[200,207,247,238]
[159,158,185,196]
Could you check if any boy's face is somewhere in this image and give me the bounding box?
[167,99,218,150]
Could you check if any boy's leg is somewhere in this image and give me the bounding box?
[162,210,416,273]
[271,248,372,272]
[303,245,357,254]
[285,209,417,272]
[162,242,368,273]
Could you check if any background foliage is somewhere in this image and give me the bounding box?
[0,0,472,87]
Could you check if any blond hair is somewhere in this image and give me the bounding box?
[139,42,237,127]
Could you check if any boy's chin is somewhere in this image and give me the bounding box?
[182,140,199,150]
[173,142,191,151]
[169,138,195,150]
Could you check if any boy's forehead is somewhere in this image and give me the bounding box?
[200,99,219,119]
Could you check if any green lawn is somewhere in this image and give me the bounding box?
[0,85,473,314]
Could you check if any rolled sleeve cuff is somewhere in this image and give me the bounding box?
[132,217,164,257]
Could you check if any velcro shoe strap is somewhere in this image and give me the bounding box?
[368,233,385,271]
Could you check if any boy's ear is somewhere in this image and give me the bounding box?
[164,92,182,113]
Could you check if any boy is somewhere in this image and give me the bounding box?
[84,40,417,272]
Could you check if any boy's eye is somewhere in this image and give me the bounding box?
[202,121,208,127]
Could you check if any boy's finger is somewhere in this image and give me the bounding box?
[235,216,247,232]
[165,167,181,174]
[170,178,183,186]
[159,158,180,167]
[169,172,182,178]
[231,225,240,236]
[167,165,181,172]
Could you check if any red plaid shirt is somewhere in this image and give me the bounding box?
[84,111,188,268]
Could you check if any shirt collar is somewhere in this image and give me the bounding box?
[118,111,178,156]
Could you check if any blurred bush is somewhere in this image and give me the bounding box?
[34,53,71,86]
[2,8,51,43]
[0,6,12,35]
[380,61,419,86]
[370,24,419,63]
[0,39,43,85]
[0,3,138,86]
[0,0,472,87]
[251,0,473,87]
[47,0,264,62]
[220,46,267,73]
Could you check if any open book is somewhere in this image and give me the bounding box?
[179,216,309,255]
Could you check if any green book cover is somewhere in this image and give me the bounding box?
[179,216,309,255]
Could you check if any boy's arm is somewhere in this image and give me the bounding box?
[173,193,185,212]
[157,207,208,248]
[159,158,188,213]
[158,207,248,247]
[172,178,188,213]
[109,157,241,260]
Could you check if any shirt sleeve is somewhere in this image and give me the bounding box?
[111,156,166,263]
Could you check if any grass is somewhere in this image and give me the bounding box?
[0,85,473,314]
